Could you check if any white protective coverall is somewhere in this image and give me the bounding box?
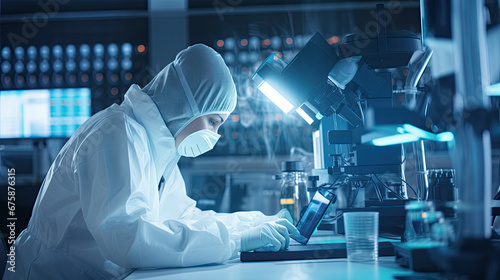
[4,44,270,279]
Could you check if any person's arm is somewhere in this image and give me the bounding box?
[171,181,293,232]
[183,207,268,231]
[158,165,271,232]
[74,118,240,268]
[214,209,294,225]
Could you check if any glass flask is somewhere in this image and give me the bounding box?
[279,161,309,224]
[404,201,435,242]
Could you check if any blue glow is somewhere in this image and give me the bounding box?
[315,112,324,120]
[366,123,455,146]
[402,124,436,140]
[487,82,500,96]
[296,108,314,124]
[402,124,454,142]
[257,82,294,113]
[371,133,419,146]
[437,131,455,142]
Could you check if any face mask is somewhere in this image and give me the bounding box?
[177,129,221,157]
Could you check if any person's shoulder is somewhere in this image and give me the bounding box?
[76,107,123,135]
[71,107,148,158]
[70,106,136,146]
[89,105,137,130]
[102,105,130,122]
[103,106,149,143]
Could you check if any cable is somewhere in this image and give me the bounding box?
[357,101,365,125]
[350,182,360,208]
[322,210,343,223]
[311,176,345,193]
[400,148,406,165]
[374,174,405,200]
[316,183,331,190]
[340,156,351,166]
[399,176,420,200]
[319,174,346,190]
[370,177,384,201]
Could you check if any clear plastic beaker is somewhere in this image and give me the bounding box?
[343,211,379,262]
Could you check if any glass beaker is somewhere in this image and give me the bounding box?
[404,201,435,242]
[279,161,309,224]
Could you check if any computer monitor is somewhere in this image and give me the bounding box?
[0,88,91,139]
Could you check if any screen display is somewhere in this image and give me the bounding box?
[292,188,335,245]
[0,88,91,138]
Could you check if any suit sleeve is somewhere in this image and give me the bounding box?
[158,165,268,234]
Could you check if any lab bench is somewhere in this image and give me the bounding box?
[126,231,415,280]
[126,257,415,280]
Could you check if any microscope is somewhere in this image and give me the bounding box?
[252,4,450,237]
[252,2,500,277]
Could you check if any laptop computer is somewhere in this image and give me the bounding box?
[240,188,395,262]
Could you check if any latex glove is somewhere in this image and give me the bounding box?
[273,209,293,223]
[328,56,361,89]
[240,219,302,252]
[256,209,294,225]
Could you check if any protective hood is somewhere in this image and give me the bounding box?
[142,44,237,137]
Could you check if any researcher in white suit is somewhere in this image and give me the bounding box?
[4,44,300,279]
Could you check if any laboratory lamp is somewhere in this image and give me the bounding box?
[252,32,361,127]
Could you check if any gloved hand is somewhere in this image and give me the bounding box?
[273,209,294,224]
[240,219,302,252]
[256,209,294,225]
[328,56,361,89]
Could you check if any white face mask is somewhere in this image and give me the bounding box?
[177,129,221,157]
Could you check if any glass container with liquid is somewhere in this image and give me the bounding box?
[279,161,309,224]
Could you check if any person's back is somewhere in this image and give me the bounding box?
[6,92,141,279]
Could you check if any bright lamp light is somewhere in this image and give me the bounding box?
[296,108,314,124]
[365,124,455,146]
[371,133,419,146]
[257,82,294,113]
[437,131,454,142]
[487,82,500,96]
